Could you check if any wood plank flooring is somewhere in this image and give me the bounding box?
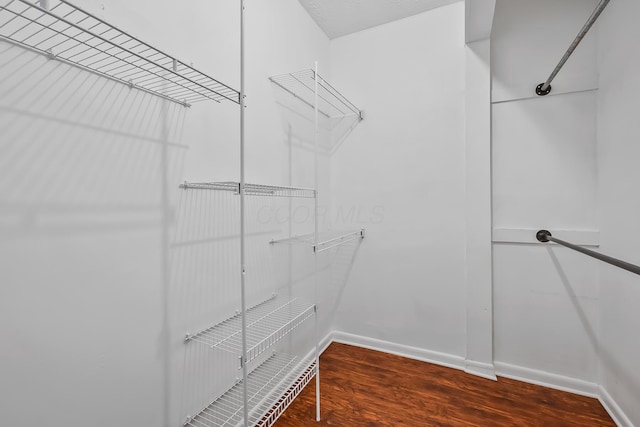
[275,343,615,426]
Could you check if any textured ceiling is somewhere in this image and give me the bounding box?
[298,0,462,39]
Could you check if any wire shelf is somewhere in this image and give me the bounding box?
[185,353,316,427]
[269,69,363,120]
[180,182,239,193]
[180,182,316,199]
[270,229,365,253]
[186,295,316,365]
[254,356,315,427]
[0,0,240,106]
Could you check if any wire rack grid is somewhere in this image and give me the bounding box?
[269,69,363,120]
[185,353,316,427]
[0,0,240,105]
[185,295,316,365]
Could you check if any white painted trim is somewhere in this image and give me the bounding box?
[330,331,466,371]
[464,0,496,43]
[325,332,496,381]
[491,87,599,105]
[598,385,634,427]
[321,333,612,407]
[319,331,333,355]
[494,361,598,398]
[492,228,600,247]
[464,38,495,379]
[465,359,497,381]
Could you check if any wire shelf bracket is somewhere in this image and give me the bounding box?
[0,0,240,106]
[184,353,316,427]
[269,69,364,121]
[185,295,316,366]
[180,181,316,199]
[270,229,365,253]
[314,229,365,253]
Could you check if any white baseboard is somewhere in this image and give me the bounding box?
[328,331,495,381]
[598,385,634,427]
[494,361,598,398]
[328,330,465,371]
[465,359,497,381]
[319,331,333,355]
[320,333,630,425]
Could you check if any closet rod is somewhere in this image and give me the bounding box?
[536,230,640,276]
[535,0,610,96]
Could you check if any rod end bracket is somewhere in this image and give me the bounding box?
[536,83,552,96]
[536,229,552,243]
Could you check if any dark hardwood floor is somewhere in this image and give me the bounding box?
[275,343,615,427]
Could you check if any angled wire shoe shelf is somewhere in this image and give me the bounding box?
[184,353,316,427]
[270,229,365,253]
[0,0,239,106]
[269,69,363,120]
[185,295,316,366]
[180,181,316,199]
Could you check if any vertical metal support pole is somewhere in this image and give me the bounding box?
[159,87,171,427]
[313,61,321,422]
[536,0,610,96]
[287,124,294,348]
[239,0,249,426]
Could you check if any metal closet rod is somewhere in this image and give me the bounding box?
[535,0,611,96]
[536,230,640,276]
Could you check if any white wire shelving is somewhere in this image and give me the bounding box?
[185,353,316,427]
[179,182,316,199]
[185,295,316,366]
[269,69,363,121]
[0,0,239,106]
[270,229,365,253]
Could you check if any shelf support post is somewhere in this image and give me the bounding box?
[239,0,249,426]
[313,60,321,423]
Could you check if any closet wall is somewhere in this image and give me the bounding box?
[329,2,468,359]
[3,0,637,425]
[491,0,600,392]
[597,0,640,424]
[0,0,332,425]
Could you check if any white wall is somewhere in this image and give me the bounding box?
[491,0,601,392]
[329,3,468,358]
[597,0,640,424]
[0,0,331,425]
[465,37,495,378]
